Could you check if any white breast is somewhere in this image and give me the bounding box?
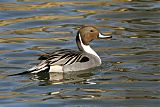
[49,65,63,72]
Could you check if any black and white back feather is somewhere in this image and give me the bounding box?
[9,49,89,76]
[30,49,90,73]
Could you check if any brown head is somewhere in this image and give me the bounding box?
[77,25,112,45]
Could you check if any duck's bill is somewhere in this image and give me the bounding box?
[98,33,112,39]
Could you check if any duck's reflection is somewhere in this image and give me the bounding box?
[29,70,94,84]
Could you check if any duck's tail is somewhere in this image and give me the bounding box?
[8,66,50,76]
[8,60,50,76]
[7,70,33,76]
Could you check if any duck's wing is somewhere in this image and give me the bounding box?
[8,49,90,76]
[38,49,81,61]
[47,49,84,65]
[28,49,89,73]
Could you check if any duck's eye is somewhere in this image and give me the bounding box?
[90,30,94,32]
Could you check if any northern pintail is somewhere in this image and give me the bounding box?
[9,25,112,76]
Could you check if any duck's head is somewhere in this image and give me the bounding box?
[76,25,112,48]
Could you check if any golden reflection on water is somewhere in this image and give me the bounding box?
[0,15,84,26]
[0,2,112,11]
[1,89,158,103]
[0,91,44,102]
[0,26,71,35]
[0,50,11,54]
[0,36,73,43]
[0,0,136,26]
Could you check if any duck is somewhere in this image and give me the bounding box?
[9,25,112,76]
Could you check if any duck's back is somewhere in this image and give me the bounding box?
[29,49,101,73]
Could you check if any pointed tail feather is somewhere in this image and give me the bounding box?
[8,66,50,76]
[8,70,33,76]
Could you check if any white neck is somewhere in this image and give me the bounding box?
[78,34,101,60]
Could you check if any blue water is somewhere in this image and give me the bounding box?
[0,0,160,106]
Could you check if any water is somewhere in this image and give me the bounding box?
[0,0,160,106]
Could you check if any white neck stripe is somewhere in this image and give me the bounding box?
[78,34,100,60]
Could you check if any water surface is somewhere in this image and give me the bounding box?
[0,0,160,107]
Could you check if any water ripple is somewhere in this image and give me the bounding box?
[0,0,160,106]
